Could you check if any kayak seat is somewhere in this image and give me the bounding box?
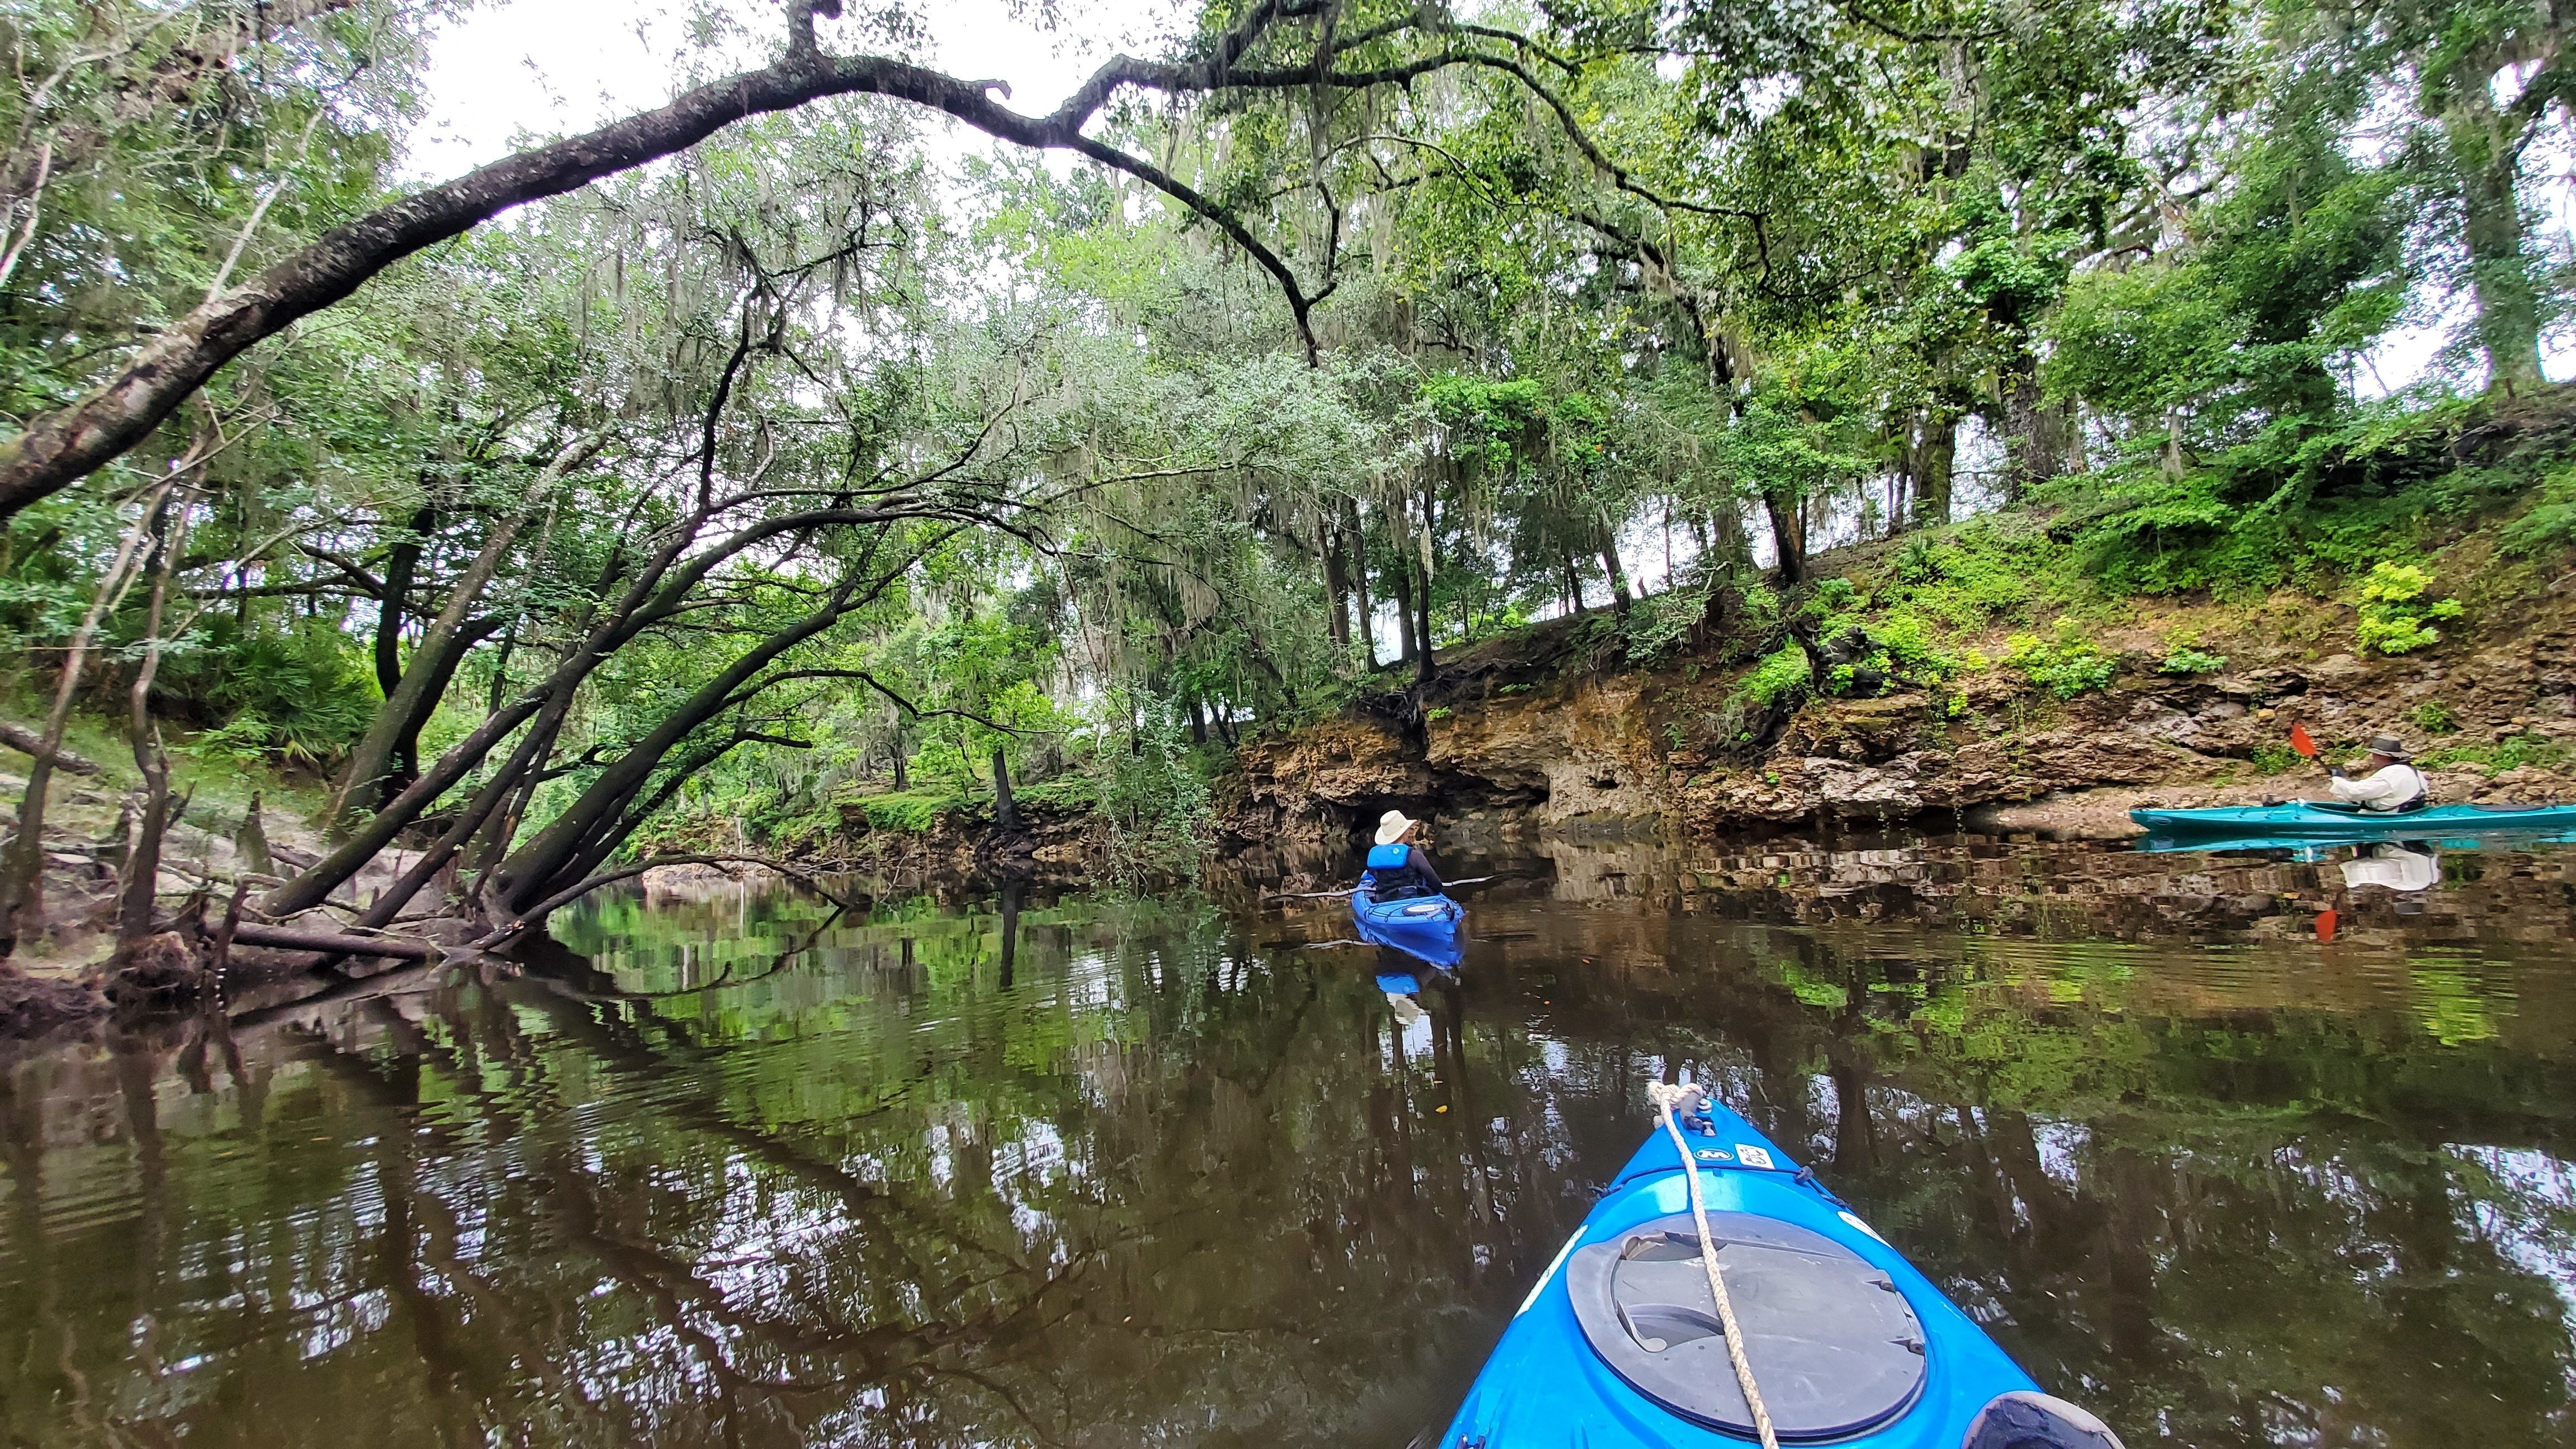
[1962,1390,2128,1449]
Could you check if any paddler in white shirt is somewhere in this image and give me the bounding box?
[2327,733,2430,813]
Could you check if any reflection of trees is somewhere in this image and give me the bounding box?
[4,898,2575,1446]
[1504,911,2576,1448]
[0,904,1622,1447]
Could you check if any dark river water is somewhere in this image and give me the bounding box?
[6,833,2576,1447]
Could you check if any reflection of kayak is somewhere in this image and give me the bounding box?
[1351,891,1462,969]
[1444,1088,2123,1449]
[2132,801,2576,844]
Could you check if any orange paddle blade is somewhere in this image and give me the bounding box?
[2316,908,2338,943]
[2290,722,2318,758]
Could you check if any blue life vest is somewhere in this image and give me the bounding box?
[1366,842,1411,871]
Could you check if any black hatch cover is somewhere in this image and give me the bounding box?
[1567,1211,1928,1441]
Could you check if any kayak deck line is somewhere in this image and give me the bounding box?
[1647,1081,1783,1449]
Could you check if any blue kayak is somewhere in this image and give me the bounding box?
[2132,800,2576,845]
[1442,1088,2122,1449]
[1352,890,1463,969]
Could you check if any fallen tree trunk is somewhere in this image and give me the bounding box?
[0,722,100,775]
[227,923,434,960]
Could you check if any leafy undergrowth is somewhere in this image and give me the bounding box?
[2416,734,2573,776]
[0,695,332,849]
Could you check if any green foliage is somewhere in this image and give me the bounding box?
[1619,584,1709,664]
[2248,743,2302,775]
[1090,702,1214,891]
[2158,648,2231,675]
[2500,464,2576,557]
[2416,734,2570,775]
[854,792,969,834]
[2411,700,2460,735]
[2004,624,2119,699]
[2355,562,2463,655]
[1737,645,1815,710]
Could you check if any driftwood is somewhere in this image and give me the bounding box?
[227,922,433,960]
[0,719,100,774]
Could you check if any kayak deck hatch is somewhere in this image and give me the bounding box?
[1568,1211,1928,1439]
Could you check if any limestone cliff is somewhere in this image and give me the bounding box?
[1220,572,2576,850]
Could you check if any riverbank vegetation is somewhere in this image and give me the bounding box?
[2,0,2572,989]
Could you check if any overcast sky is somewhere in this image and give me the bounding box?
[409,0,1124,179]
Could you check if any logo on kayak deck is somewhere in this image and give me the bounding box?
[1735,1144,1776,1169]
[1693,1147,1735,1163]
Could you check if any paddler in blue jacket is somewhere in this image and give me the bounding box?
[1365,809,1444,899]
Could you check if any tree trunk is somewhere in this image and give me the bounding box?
[1999,354,2073,503]
[891,738,910,791]
[1598,536,1633,611]
[1390,560,1419,664]
[2449,100,2547,392]
[1909,411,1955,529]
[330,435,601,835]
[0,486,160,955]
[262,692,549,917]
[117,496,192,954]
[1763,487,1808,585]
[373,502,430,698]
[991,746,1020,835]
[489,577,866,915]
[1322,523,1352,654]
[1413,557,1437,684]
[383,618,502,804]
[1349,501,1377,667]
[359,712,563,929]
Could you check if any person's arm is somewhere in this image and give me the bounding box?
[1412,849,1443,891]
[2330,768,2403,807]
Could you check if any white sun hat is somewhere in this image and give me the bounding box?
[1374,809,1417,846]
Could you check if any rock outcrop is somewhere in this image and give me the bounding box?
[1223,583,2576,844]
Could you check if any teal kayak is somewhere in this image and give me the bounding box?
[2131,801,2576,843]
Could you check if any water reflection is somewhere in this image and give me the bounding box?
[2341,842,2444,894]
[0,840,2573,1446]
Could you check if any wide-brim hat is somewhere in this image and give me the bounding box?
[1374,809,1417,846]
[2367,733,2413,762]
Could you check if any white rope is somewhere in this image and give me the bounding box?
[1647,1079,1780,1449]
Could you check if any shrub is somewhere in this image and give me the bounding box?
[2501,463,2576,556]
[1738,644,1813,709]
[2410,699,2459,735]
[2418,733,2570,775]
[2248,742,2301,775]
[2355,561,2461,655]
[1089,704,1214,890]
[854,791,964,832]
[2157,647,2229,675]
[2003,623,2118,698]
[1620,585,1708,664]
